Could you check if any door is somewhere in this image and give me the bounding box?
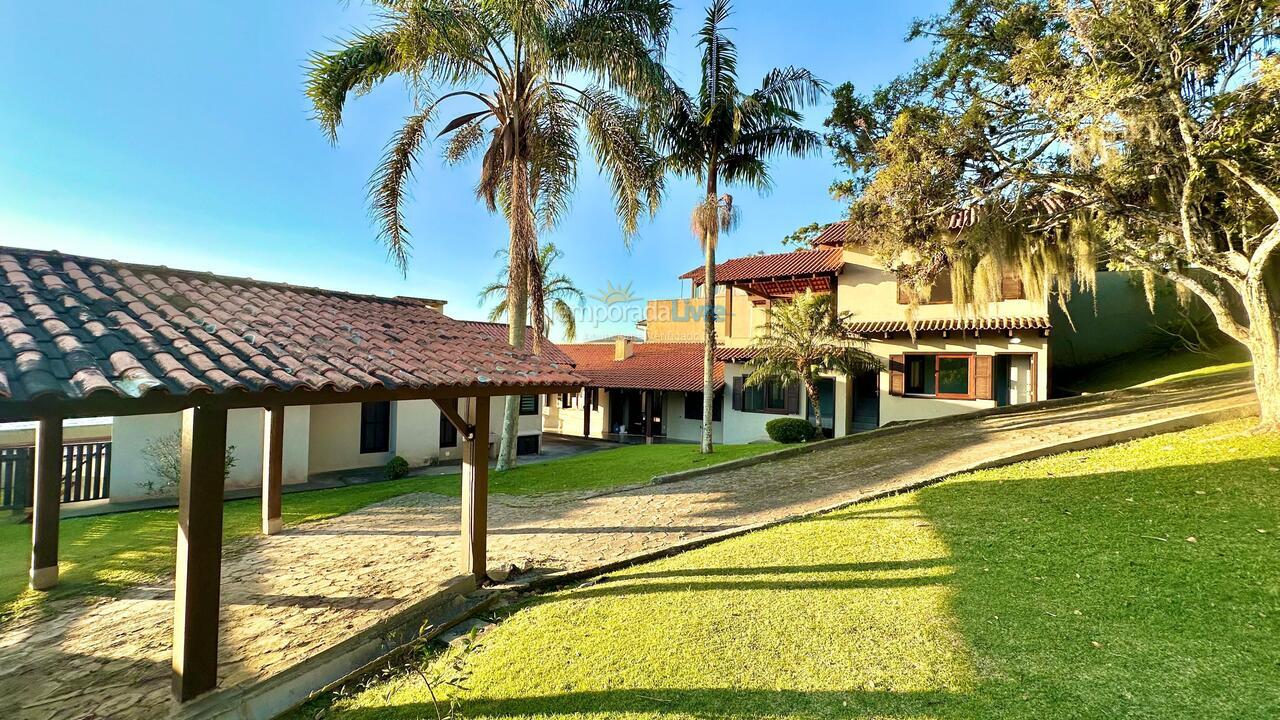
[994,355,1012,407]
[805,378,837,438]
[851,371,880,432]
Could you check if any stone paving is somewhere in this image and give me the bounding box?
[0,374,1256,720]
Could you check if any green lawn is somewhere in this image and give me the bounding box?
[1061,343,1252,393]
[0,442,774,623]
[306,419,1280,720]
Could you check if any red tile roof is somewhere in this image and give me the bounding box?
[680,248,844,285]
[560,342,723,392]
[457,320,576,367]
[0,247,583,409]
[812,222,851,247]
[847,316,1051,335]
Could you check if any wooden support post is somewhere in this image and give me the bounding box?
[583,390,591,438]
[261,406,284,535]
[460,397,490,580]
[642,391,653,443]
[29,415,62,591]
[172,404,228,703]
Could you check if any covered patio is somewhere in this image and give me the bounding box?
[0,248,581,706]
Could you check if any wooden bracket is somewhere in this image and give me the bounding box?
[433,399,475,440]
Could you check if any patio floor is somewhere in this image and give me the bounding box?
[0,373,1256,720]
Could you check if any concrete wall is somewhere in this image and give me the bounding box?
[106,395,542,502]
[0,418,112,448]
[870,334,1050,425]
[662,392,724,445]
[1050,271,1193,368]
[111,406,311,501]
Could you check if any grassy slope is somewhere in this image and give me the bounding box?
[311,420,1280,720]
[1063,343,1251,393]
[0,443,774,622]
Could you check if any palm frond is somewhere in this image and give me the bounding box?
[306,30,399,143]
[368,109,433,273]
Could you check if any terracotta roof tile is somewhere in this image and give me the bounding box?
[679,248,844,285]
[457,321,577,367]
[0,247,583,408]
[847,316,1051,335]
[560,342,723,392]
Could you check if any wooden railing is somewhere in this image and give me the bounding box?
[1,441,112,510]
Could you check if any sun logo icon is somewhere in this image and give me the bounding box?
[591,280,640,305]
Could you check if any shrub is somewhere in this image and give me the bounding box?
[140,431,237,496]
[385,455,410,480]
[765,417,820,444]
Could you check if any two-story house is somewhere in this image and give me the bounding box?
[543,221,1051,444]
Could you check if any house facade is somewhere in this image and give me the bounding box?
[544,221,1051,444]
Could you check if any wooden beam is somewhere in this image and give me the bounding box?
[459,397,490,580]
[642,391,653,443]
[433,398,474,440]
[29,415,62,591]
[261,406,284,535]
[0,382,586,423]
[172,404,228,703]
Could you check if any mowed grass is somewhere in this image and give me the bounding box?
[1064,343,1251,393]
[0,442,773,623]
[308,420,1280,720]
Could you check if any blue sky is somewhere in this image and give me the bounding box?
[0,1,944,341]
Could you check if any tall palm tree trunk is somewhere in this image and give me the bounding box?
[700,172,719,454]
[498,155,537,471]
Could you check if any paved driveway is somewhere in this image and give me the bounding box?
[0,374,1257,720]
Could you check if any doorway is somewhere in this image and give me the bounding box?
[851,370,880,432]
[995,354,1034,407]
[607,389,664,439]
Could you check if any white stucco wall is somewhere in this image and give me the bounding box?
[661,392,724,445]
[541,390,609,439]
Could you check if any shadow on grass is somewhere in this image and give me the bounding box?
[328,687,960,720]
[912,453,1280,719]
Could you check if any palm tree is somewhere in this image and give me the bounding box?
[655,0,826,453]
[745,290,880,434]
[480,243,584,342]
[306,0,670,469]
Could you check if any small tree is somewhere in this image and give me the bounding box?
[140,431,237,496]
[745,290,880,431]
[825,0,1280,429]
[479,243,585,342]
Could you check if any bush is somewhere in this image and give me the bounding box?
[385,455,410,480]
[765,417,820,444]
[140,431,237,497]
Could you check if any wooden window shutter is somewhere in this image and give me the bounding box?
[731,376,745,411]
[784,383,801,414]
[1000,273,1025,300]
[889,355,905,396]
[896,280,910,305]
[975,356,994,400]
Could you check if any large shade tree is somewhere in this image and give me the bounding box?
[825,0,1280,429]
[479,243,585,341]
[656,0,826,453]
[307,0,671,468]
[745,290,880,434]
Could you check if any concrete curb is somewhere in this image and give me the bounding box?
[515,400,1256,593]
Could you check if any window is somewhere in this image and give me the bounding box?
[903,354,974,399]
[359,401,391,454]
[905,355,936,395]
[516,435,540,455]
[743,380,789,413]
[519,394,539,415]
[683,391,724,421]
[439,399,458,449]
